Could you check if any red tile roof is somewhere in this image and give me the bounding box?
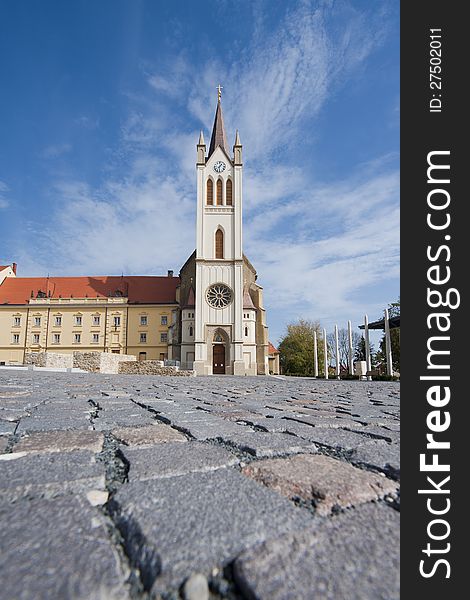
[268,342,279,355]
[0,276,179,305]
[0,265,10,270]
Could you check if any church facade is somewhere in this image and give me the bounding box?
[0,92,276,375]
[168,93,270,375]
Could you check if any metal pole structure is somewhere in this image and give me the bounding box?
[364,314,372,380]
[384,308,393,376]
[323,328,328,379]
[313,330,319,378]
[348,320,354,375]
[334,324,340,379]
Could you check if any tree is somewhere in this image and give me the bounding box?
[375,299,400,373]
[354,336,375,362]
[278,319,326,376]
[327,328,362,373]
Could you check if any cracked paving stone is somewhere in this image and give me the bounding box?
[122,441,239,481]
[0,421,17,435]
[0,494,130,600]
[234,502,400,600]
[242,454,398,515]
[0,450,105,504]
[214,430,316,458]
[351,440,400,478]
[14,430,104,455]
[113,468,313,594]
[113,423,187,447]
[0,436,9,453]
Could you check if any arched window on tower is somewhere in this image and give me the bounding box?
[206,179,213,205]
[216,179,223,205]
[226,179,232,206]
[215,229,224,259]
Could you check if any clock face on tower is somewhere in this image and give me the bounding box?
[213,161,226,173]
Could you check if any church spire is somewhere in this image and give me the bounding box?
[208,84,228,157]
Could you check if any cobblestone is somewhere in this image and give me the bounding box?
[113,423,187,446]
[0,450,105,504]
[234,502,400,600]
[0,495,130,599]
[242,454,398,515]
[122,441,239,481]
[0,370,400,599]
[14,429,104,455]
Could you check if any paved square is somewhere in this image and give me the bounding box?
[0,370,400,599]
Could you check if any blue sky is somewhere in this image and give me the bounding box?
[0,0,399,346]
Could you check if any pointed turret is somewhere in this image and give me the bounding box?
[197,130,206,165]
[233,129,242,166]
[208,94,228,158]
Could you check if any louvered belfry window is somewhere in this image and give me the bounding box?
[215,229,224,259]
[226,179,232,206]
[207,179,213,205]
[216,179,223,205]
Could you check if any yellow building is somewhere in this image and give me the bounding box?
[0,265,178,365]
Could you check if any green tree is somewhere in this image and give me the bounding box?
[375,299,400,373]
[278,319,326,376]
[354,336,374,362]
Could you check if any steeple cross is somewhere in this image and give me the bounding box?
[217,84,223,101]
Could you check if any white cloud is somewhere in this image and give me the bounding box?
[0,181,9,209]
[40,143,72,159]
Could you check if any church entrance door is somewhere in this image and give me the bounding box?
[213,344,225,374]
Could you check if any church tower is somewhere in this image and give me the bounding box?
[193,87,246,375]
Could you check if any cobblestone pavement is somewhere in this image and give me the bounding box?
[0,371,400,600]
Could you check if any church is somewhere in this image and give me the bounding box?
[0,90,279,375]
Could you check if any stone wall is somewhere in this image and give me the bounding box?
[118,360,195,376]
[72,352,136,374]
[24,352,73,369]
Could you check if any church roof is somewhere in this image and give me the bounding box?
[183,286,195,308]
[208,99,228,157]
[0,275,179,305]
[243,288,256,310]
[268,342,280,355]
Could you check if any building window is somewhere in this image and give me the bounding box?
[53,333,60,344]
[160,332,168,343]
[74,315,82,326]
[206,178,213,205]
[74,333,81,344]
[12,334,20,344]
[189,326,193,337]
[159,353,165,361]
[140,333,147,343]
[226,178,232,206]
[32,333,40,344]
[215,229,224,259]
[92,333,99,344]
[139,352,147,361]
[140,316,147,326]
[93,315,100,326]
[13,316,21,327]
[161,315,168,326]
[34,317,41,327]
[245,326,249,337]
[216,179,223,205]
[113,316,121,327]
[55,316,62,327]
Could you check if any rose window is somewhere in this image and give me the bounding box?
[206,284,233,309]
